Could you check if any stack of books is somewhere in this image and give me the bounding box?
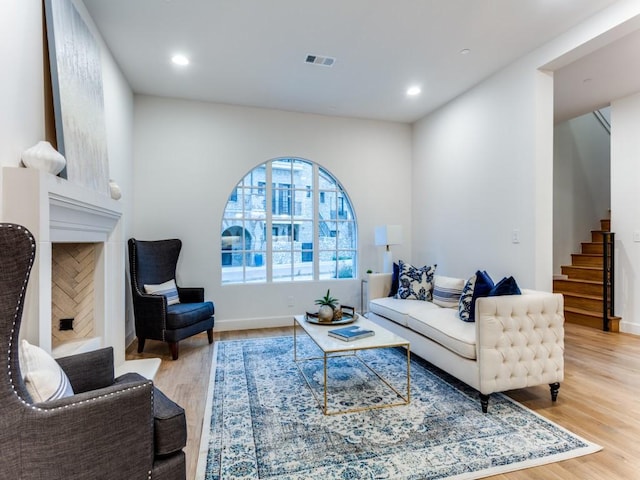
[328,325,375,341]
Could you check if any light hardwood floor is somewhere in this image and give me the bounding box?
[127,322,640,480]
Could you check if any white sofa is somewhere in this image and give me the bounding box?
[366,273,565,412]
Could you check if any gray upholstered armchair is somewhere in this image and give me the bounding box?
[1,223,186,479]
[128,238,214,360]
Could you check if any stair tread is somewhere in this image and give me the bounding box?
[561,265,603,270]
[557,292,604,301]
[564,306,620,319]
[554,278,602,285]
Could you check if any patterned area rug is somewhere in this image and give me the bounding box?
[196,336,600,479]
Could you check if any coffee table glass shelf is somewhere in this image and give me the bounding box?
[293,314,410,415]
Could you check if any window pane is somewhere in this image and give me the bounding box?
[319,221,337,249]
[273,250,292,282]
[318,257,335,280]
[292,189,312,219]
[246,251,266,283]
[294,160,313,191]
[293,251,313,281]
[336,221,356,248]
[245,187,266,219]
[221,224,247,267]
[223,193,242,219]
[319,167,336,190]
[336,252,355,279]
[243,164,266,186]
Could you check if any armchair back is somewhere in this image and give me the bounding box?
[129,238,182,289]
[0,224,37,477]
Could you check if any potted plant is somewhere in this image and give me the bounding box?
[315,289,340,322]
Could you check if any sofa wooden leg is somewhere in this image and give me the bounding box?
[480,393,490,413]
[169,342,179,360]
[549,382,560,402]
[137,337,146,353]
[207,328,214,344]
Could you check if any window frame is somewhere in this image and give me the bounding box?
[221,157,357,284]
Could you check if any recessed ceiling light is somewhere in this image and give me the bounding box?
[406,86,421,96]
[171,54,189,66]
[459,48,471,55]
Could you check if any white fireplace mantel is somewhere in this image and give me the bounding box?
[1,167,159,379]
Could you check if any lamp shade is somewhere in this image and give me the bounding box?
[374,225,403,247]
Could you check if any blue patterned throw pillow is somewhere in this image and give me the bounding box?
[395,260,437,301]
[458,270,494,322]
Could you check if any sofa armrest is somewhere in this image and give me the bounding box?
[367,273,392,301]
[475,292,565,395]
[56,347,115,394]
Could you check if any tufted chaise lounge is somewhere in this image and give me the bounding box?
[366,273,565,412]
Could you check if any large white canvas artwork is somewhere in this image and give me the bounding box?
[45,0,110,195]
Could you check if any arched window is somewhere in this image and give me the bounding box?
[221,158,357,284]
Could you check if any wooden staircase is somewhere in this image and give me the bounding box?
[553,218,620,332]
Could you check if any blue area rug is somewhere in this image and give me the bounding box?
[197,336,600,479]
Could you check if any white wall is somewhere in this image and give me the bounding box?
[411,2,640,292]
[554,112,611,275]
[412,63,551,288]
[133,96,412,329]
[0,1,46,173]
[0,0,135,343]
[611,92,640,334]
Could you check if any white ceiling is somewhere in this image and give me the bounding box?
[553,26,640,122]
[83,0,636,124]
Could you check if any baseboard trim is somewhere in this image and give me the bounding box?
[619,321,640,336]
[214,316,293,331]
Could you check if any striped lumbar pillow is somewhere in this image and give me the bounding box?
[144,279,180,305]
[19,339,74,402]
[432,275,465,308]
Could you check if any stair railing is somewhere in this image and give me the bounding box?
[602,232,615,331]
[593,109,611,135]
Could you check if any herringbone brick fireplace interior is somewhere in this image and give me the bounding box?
[51,243,97,348]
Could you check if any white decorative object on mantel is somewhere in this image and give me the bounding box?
[109,179,122,200]
[21,141,66,175]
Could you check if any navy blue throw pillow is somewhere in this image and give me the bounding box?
[474,270,494,298]
[489,276,521,296]
[458,270,494,322]
[388,262,400,297]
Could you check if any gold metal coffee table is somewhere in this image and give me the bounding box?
[293,314,410,415]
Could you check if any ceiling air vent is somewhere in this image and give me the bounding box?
[305,54,335,67]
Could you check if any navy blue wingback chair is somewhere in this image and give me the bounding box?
[128,238,214,360]
[1,224,187,479]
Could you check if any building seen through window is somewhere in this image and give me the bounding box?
[221,158,357,284]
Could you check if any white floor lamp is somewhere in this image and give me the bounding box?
[375,225,403,273]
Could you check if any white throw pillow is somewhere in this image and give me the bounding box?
[432,275,465,308]
[19,339,74,402]
[144,279,180,305]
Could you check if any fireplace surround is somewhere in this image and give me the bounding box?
[1,166,159,377]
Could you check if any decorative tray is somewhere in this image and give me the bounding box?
[305,305,358,325]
